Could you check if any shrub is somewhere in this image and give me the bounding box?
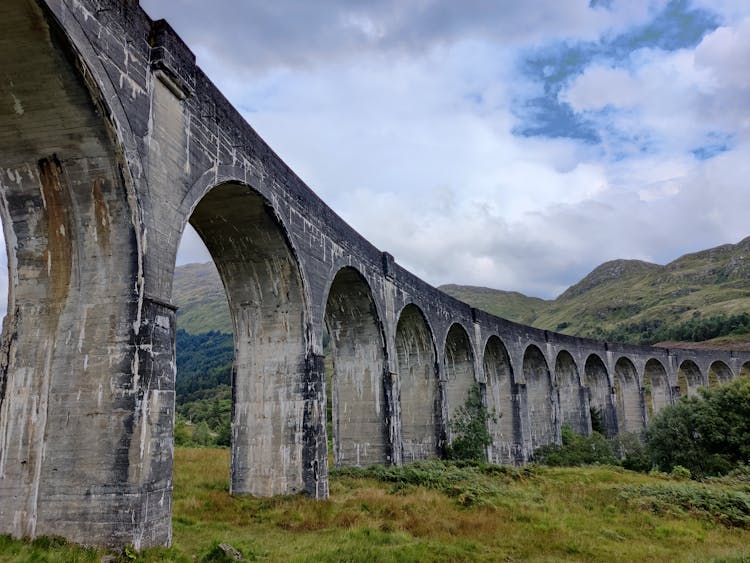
[534,424,618,467]
[670,465,692,480]
[644,376,750,477]
[611,432,652,472]
[620,483,750,528]
[444,384,496,462]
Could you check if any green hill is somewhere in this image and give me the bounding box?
[173,262,232,334]
[175,236,750,346]
[438,285,546,325]
[441,236,750,346]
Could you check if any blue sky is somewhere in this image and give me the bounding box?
[3,1,749,314]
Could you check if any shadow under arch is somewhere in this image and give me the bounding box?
[395,303,440,462]
[522,344,557,451]
[742,362,750,378]
[614,357,644,433]
[643,358,671,420]
[443,322,477,445]
[677,359,703,398]
[186,182,324,498]
[324,266,388,467]
[483,336,517,465]
[555,350,588,435]
[708,360,733,386]
[583,354,616,437]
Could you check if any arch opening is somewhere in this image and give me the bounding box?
[554,351,587,435]
[708,360,733,386]
[184,183,313,497]
[677,360,703,398]
[396,304,439,462]
[324,267,387,467]
[483,336,516,464]
[741,362,750,378]
[523,345,557,451]
[614,357,643,433]
[443,323,477,446]
[643,358,671,420]
[583,354,615,437]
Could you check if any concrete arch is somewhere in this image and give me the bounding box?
[555,350,588,435]
[523,345,557,451]
[324,266,388,467]
[677,360,704,398]
[188,183,319,497]
[708,360,733,386]
[483,336,516,465]
[396,304,440,462]
[583,354,616,436]
[443,323,477,444]
[0,1,156,546]
[614,357,644,433]
[643,358,671,419]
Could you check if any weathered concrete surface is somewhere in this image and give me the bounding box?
[443,323,476,444]
[555,351,588,435]
[582,354,617,436]
[325,267,389,467]
[483,336,517,464]
[395,305,440,463]
[644,359,671,421]
[1,0,750,549]
[522,345,558,451]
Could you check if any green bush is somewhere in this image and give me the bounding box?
[620,483,750,528]
[644,376,750,477]
[534,424,618,467]
[611,432,652,472]
[444,384,496,462]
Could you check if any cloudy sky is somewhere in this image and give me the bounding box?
[2,1,749,316]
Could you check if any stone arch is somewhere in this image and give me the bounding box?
[643,358,671,420]
[523,345,557,450]
[324,267,388,467]
[583,354,615,436]
[677,360,703,398]
[187,183,321,498]
[443,323,477,445]
[483,336,516,465]
[614,357,643,433]
[396,304,439,462]
[708,360,733,386]
[554,350,587,435]
[0,1,155,546]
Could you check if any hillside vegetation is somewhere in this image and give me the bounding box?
[442,236,750,345]
[174,237,750,346]
[2,450,749,561]
[173,262,232,334]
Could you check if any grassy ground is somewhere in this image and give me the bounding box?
[2,448,750,562]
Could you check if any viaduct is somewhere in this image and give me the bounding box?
[1,0,749,549]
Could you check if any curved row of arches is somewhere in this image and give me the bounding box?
[319,267,750,468]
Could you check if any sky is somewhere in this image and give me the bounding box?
[2,1,750,317]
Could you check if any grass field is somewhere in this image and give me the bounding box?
[2,448,750,562]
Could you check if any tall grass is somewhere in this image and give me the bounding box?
[1,449,750,561]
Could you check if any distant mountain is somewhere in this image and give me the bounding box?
[173,262,231,334]
[438,285,546,326]
[174,237,750,346]
[441,237,750,346]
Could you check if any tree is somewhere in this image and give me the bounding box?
[645,376,750,477]
[445,384,496,462]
